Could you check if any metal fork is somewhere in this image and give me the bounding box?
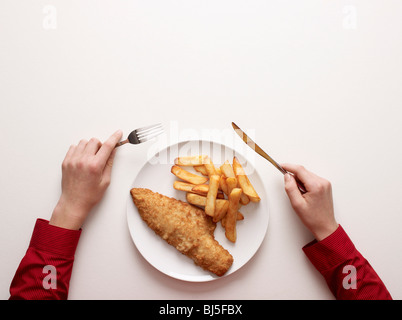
[115,123,164,147]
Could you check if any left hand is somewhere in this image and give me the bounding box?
[50,130,123,230]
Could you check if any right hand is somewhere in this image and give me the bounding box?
[282,164,338,241]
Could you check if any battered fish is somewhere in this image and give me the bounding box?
[130,188,233,277]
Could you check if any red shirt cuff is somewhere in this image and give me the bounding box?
[302,225,355,273]
[29,219,82,258]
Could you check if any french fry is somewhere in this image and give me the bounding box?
[186,193,207,207]
[205,175,220,217]
[194,165,208,176]
[186,193,228,213]
[232,157,261,202]
[204,157,218,177]
[232,157,246,175]
[225,188,242,242]
[221,210,243,228]
[171,165,208,185]
[213,200,229,223]
[216,200,229,216]
[236,178,250,205]
[174,155,207,166]
[237,176,260,202]
[191,184,209,194]
[221,216,226,228]
[226,177,237,196]
[237,211,244,221]
[191,184,224,198]
[173,181,197,193]
[240,191,250,205]
[219,175,229,195]
[220,160,236,178]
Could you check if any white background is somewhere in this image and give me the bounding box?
[1,0,401,299]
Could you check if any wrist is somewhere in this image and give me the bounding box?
[313,221,339,242]
[50,197,88,230]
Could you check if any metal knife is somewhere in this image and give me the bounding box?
[231,122,307,194]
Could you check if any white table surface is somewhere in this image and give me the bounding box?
[1,0,401,300]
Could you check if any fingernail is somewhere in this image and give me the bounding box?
[284,173,291,182]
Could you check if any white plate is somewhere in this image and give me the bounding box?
[127,140,269,282]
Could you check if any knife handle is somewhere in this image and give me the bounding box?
[287,171,307,194]
[295,180,307,194]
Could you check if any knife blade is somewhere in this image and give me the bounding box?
[231,122,306,194]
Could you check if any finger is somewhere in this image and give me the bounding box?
[96,130,123,166]
[284,173,305,208]
[74,139,88,157]
[85,138,102,155]
[64,145,76,160]
[102,148,118,184]
[281,163,315,189]
[62,145,76,170]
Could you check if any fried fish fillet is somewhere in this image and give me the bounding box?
[130,188,233,277]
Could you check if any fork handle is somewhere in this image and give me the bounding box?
[115,139,129,148]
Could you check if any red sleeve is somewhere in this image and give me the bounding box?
[303,225,392,300]
[9,219,81,300]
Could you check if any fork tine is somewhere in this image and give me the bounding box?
[135,123,162,135]
[137,129,164,143]
[136,126,164,139]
